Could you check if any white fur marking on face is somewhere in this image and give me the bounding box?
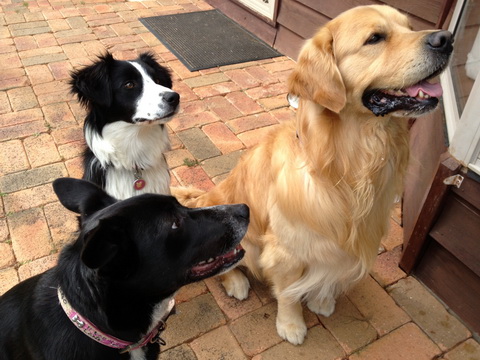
[128,61,176,122]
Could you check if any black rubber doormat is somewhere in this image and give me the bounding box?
[140,10,282,71]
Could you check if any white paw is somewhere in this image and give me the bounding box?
[276,317,307,345]
[307,298,336,317]
[222,271,250,300]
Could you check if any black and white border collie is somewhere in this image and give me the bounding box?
[70,52,179,199]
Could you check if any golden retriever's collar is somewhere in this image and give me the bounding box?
[57,287,175,353]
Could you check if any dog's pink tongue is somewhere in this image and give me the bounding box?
[405,80,443,97]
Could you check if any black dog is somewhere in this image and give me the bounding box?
[0,178,249,360]
[70,52,180,200]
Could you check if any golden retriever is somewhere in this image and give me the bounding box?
[173,5,453,345]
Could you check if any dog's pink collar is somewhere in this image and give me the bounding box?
[57,287,174,353]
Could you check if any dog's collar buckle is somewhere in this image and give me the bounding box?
[150,321,167,346]
[116,299,175,353]
[119,318,169,354]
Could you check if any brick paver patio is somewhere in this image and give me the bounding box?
[1,0,479,359]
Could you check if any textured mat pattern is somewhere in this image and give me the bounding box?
[140,10,282,71]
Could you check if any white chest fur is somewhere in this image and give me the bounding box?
[85,121,171,199]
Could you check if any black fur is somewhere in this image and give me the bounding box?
[83,150,107,189]
[0,178,249,360]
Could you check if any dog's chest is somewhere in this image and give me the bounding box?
[127,297,174,360]
[105,165,171,199]
[129,348,147,360]
[86,122,171,198]
[87,122,170,169]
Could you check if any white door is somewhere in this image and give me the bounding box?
[237,0,277,20]
[442,0,480,175]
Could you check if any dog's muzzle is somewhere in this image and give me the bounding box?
[362,30,454,117]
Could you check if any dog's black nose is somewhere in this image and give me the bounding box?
[233,204,250,221]
[427,31,454,53]
[163,92,180,107]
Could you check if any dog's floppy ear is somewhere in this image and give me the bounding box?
[288,27,346,113]
[138,52,173,89]
[53,178,116,218]
[69,52,114,108]
[80,217,129,270]
[54,178,130,271]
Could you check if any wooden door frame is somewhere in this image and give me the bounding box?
[400,153,462,273]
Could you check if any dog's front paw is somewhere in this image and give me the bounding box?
[221,269,250,300]
[307,297,336,317]
[276,317,307,345]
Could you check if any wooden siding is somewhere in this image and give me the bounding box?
[415,239,480,335]
[431,189,480,277]
[384,0,446,24]
[276,0,329,40]
[415,172,480,335]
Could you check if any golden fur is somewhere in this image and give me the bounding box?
[173,5,451,345]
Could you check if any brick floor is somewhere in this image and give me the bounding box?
[320,295,377,355]
[0,1,479,359]
[346,276,411,336]
[190,326,248,360]
[388,277,471,351]
[349,323,441,360]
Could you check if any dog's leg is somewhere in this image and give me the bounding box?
[258,234,308,344]
[220,268,250,300]
[272,271,307,345]
[276,296,307,345]
[219,234,261,300]
[306,296,336,317]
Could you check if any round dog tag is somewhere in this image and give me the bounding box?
[133,178,146,190]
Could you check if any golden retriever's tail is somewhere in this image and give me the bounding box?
[171,186,205,208]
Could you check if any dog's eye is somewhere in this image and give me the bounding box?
[171,220,180,230]
[124,81,135,89]
[365,33,385,45]
[170,215,184,230]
